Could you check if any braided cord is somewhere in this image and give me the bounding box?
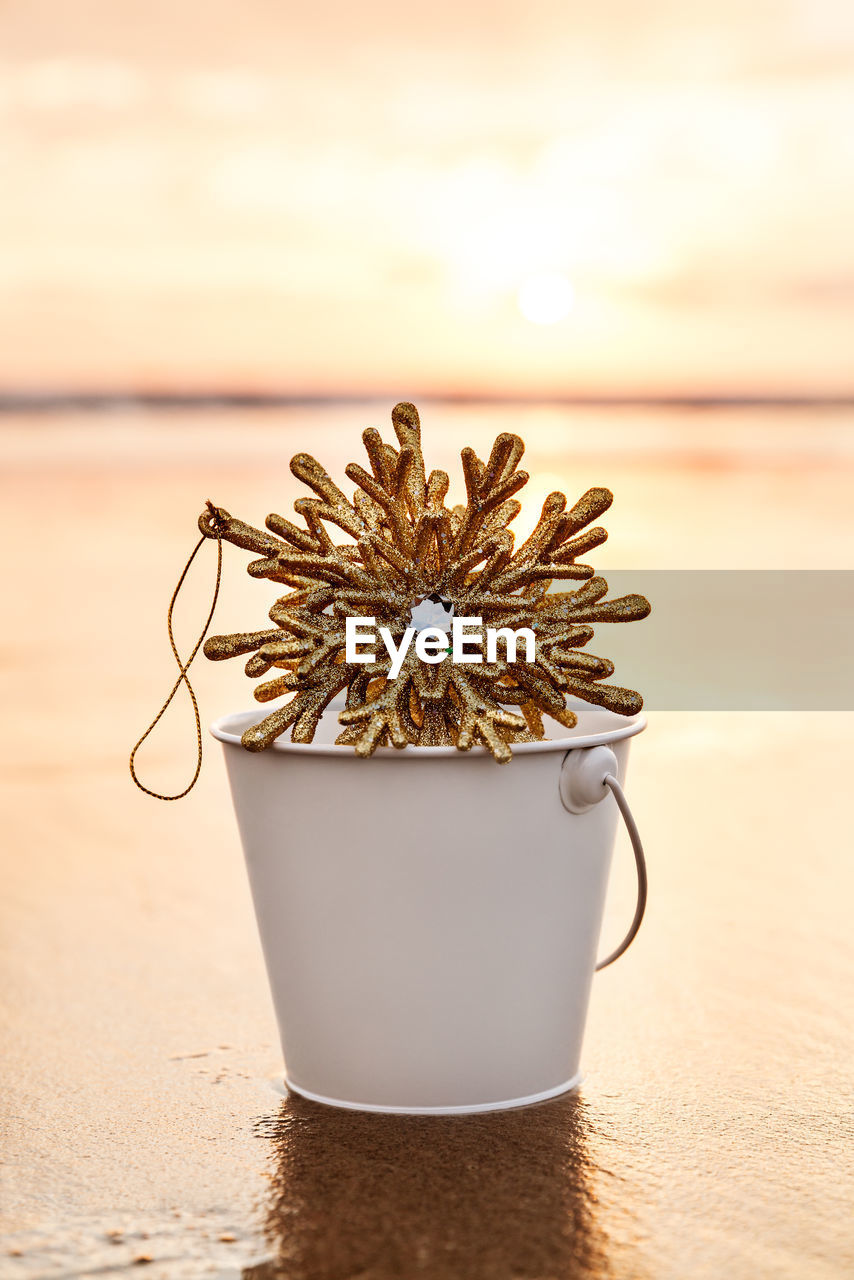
[129,511,223,800]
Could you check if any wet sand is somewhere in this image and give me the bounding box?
[2,405,853,1279]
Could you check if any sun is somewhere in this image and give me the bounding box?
[517,272,575,325]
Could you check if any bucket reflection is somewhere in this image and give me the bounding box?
[246,1089,613,1280]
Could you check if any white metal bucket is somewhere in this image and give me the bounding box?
[211,698,646,1115]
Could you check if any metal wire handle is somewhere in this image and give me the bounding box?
[595,772,648,971]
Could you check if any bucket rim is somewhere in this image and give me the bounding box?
[210,697,646,759]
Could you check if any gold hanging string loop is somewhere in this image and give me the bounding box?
[129,502,224,800]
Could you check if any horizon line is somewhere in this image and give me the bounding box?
[1,389,853,413]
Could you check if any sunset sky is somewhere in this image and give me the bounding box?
[0,0,852,396]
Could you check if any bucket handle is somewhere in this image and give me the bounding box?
[559,747,648,971]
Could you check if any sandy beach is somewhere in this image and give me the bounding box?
[2,404,853,1279]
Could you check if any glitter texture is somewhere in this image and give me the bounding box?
[199,402,650,763]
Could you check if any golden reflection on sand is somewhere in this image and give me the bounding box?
[247,1091,615,1280]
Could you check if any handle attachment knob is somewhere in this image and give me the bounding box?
[559,745,618,813]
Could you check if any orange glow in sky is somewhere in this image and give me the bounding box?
[0,0,852,395]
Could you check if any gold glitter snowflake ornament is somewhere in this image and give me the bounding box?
[199,402,650,763]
